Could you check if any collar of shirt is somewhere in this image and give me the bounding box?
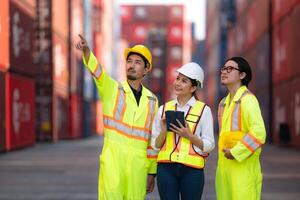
[174,96,196,109]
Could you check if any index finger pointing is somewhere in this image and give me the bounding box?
[78,34,85,41]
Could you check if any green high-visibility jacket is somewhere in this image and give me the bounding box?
[216,86,266,200]
[83,52,158,200]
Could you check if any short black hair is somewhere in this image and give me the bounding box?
[127,52,149,69]
[226,56,252,87]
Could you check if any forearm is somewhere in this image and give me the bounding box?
[188,134,204,150]
[155,132,167,149]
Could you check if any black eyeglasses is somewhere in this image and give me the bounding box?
[220,66,241,73]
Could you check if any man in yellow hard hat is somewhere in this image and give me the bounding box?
[75,34,158,200]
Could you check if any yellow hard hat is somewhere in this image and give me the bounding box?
[124,45,152,70]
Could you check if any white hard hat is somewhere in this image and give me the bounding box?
[176,62,204,88]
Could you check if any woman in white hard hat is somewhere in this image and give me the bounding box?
[151,62,215,200]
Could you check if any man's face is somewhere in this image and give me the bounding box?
[126,54,148,80]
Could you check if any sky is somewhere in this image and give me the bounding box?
[116,0,206,40]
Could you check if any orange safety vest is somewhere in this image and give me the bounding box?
[157,100,207,169]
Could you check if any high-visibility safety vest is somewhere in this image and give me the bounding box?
[83,52,158,200]
[157,99,206,169]
[216,86,266,200]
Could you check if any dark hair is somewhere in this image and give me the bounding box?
[127,52,149,69]
[226,56,252,87]
[189,78,199,96]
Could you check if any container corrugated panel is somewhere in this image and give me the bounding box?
[227,27,236,58]
[246,1,257,49]
[0,0,9,71]
[35,76,53,142]
[5,73,35,151]
[130,22,149,43]
[83,100,95,137]
[235,15,247,55]
[291,3,300,77]
[52,0,68,40]
[256,0,270,41]
[121,5,133,23]
[206,16,220,51]
[236,0,250,17]
[206,0,220,27]
[272,16,292,84]
[255,33,270,88]
[148,6,167,23]
[53,32,69,98]
[70,0,84,95]
[9,0,36,76]
[34,0,52,73]
[167,23,183,45]
[53,93,69,140]
[167,45,183,63]
[167,5,184,22]
[243,47,256,91]
[255,88,271,141]
[272,0,295,25]
[290,77,300,148]
[272,81,292,144]
[68,94,83,139]
[0,71,6,152]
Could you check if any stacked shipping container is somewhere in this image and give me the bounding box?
[121,5,191,103]
[0,0,36,151]
[206,0,300,149]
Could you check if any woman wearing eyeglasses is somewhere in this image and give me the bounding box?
[216,57,266,200]
[151,62,215,200]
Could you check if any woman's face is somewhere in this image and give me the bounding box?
[220,60,244,87]
[173,73,197,97]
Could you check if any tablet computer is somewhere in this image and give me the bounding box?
[165,110,185,131]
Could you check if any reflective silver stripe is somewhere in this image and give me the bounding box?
[114,84,126,120]
[242,134,260,151]
[145,96,156,129]
[94,65,102,78]
[104,117,150,140]
[218,98,226,129]
[147,148,158,157]
[231,102,240,131]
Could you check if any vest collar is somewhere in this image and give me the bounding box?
[224,85,248,105]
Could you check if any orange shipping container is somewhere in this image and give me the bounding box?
[168,5,184,22]
[5,73,36,151]
[0,0,9,71]
[69,94,83,139]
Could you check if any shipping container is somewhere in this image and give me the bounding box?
[53,32,69,98]
[5,73,36,150]
[246,1,257,49]
[272,0,295,25]
[69,94,83,139]
[9,0,36,76]
[227,27,236,57]
[53,93,69,140]
[70,0,84,95]
[0,71,6,152]
[121,5,133,22]
[236,0,250,17]
[130,23,149,43]
[83,100,96,137]
[256,88,271,141]
[167,45,183,63]
[256,0,270,41]
[272,82,292,144]
[290,77,300,149]
[0,0,9,71]
[168,5,184,22]
[272,16,292,84]
[167,23,183,45]
[291,3,300,77]
[52,0,68,39]
[255,33,270,88]
[243,47,256,91]
[235,15,247,55]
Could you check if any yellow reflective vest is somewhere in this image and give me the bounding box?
[83,52,158,200]
[157,100,207,169]
[216,86,266,200]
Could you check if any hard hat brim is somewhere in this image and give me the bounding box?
[124,48,152,69]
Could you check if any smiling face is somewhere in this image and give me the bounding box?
[173,73,197,97]
[220,60,245,87]
[126,54,149,81]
